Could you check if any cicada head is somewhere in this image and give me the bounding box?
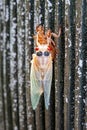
[35,45,51,70]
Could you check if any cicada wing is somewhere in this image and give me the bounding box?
[30,55,43,110]
[43,57,52,109]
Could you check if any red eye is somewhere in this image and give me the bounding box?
[47,46,52,51]
[35,47,39,51]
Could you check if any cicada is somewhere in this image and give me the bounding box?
[30,45,52,110]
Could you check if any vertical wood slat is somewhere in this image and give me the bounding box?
[17,0,27,130]
[29,0,36,130]
[75,0,82,129]
[5,0,13,129]
[56,0,65,130]
[10,0,20,129]
[68,0,76,129]
[64,1,70,130]
[0,1,6,129]
[25,0,35,130]
[1,1,9,129]
[79,0,87,130]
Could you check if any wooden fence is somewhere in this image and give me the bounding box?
[0,0,87,130]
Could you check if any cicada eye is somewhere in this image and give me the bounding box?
[36,51,42,56]
[44,51,50,56]
[35,47,39,51]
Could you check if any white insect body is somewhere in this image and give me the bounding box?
[30,44,52,110]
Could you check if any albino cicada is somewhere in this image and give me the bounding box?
[30,44,52,110]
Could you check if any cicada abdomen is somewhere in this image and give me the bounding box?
[30,45,52,110]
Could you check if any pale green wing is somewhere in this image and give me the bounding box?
[30,56,43,110]
[43,58,52,109]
